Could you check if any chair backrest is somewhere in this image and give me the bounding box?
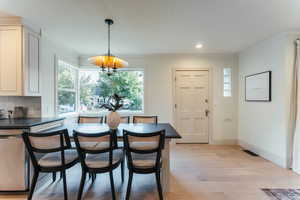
[78,116,104,123]
[123,129,165,169]
[105,116,130,123]
[120,116,130,123]
[133,116,158,124]
[73,130,115,169]
[22,129,71,168]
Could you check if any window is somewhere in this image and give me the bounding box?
[79,69,144,113]
[223,68,232,97]
[57,60,78,114]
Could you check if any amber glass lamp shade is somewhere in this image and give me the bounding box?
[89,55,128,69]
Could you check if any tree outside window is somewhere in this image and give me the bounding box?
[79,70,144,113]
[57,60,78,114]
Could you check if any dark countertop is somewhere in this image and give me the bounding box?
[0,118,65,129]
[43,123,182,139]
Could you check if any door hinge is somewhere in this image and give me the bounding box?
[175,104,177,109]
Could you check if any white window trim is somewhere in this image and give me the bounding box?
[78,67,146,115]
[55,57,79,117]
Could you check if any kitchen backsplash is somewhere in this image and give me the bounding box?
[0,96,41,118]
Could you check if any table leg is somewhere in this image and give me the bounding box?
[161,139,170,194]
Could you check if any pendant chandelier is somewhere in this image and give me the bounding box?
[89,19,128,76]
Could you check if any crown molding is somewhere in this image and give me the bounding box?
[0,16,22,25]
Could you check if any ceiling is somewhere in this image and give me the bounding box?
[0,0,300,55]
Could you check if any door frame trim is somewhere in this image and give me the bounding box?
[172,68,213,144]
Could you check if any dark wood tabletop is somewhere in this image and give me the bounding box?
[0,117,65,129]
[43,123,181,139]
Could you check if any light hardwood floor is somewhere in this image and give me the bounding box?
[1,144,300,200]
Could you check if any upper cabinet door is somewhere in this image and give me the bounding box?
[0,26,22,96]
[23,28,40,96]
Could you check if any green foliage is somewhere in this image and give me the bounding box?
[57,60,144,113]
[100,93,124,112]
[97,71,143,110]
[57,64,75,89]
[80,74,94,106]
[79,70,143,112]
[58,91,76,113]
[57,63,76,114]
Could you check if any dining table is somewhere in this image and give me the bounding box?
[43,122,181,193]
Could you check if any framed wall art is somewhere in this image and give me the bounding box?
[245,71,271,102]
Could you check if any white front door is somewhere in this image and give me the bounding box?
[175,70,209,143]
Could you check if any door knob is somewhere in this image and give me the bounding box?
[205,109,210,117]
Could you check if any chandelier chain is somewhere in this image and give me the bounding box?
[108,21,111,56]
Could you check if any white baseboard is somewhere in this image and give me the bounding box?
[238,140,287,168]
[174,139,237,145]
[211,139,237,145]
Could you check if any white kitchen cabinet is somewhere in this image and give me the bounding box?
[0,26,22,96]
[0,25,41,96]
[23,28,40,96]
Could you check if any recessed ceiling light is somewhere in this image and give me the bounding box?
[195,43,203,49]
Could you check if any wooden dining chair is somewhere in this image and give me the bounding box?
[123,129,165,200]
[78,116,104,123]
[77,116,104,151]
[73,130,125,200]
[120,116,130,123]
[104,116,130,123]
[133,116,158,124]
[22,129,78,200]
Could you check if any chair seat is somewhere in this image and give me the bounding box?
[85,149,123,168]
[132,153,159,169]
[38,150,78,168]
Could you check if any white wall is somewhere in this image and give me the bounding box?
[238,33,299,168]
[40,34,79,117]
[81,53,239,144]
[142,54,238,144]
